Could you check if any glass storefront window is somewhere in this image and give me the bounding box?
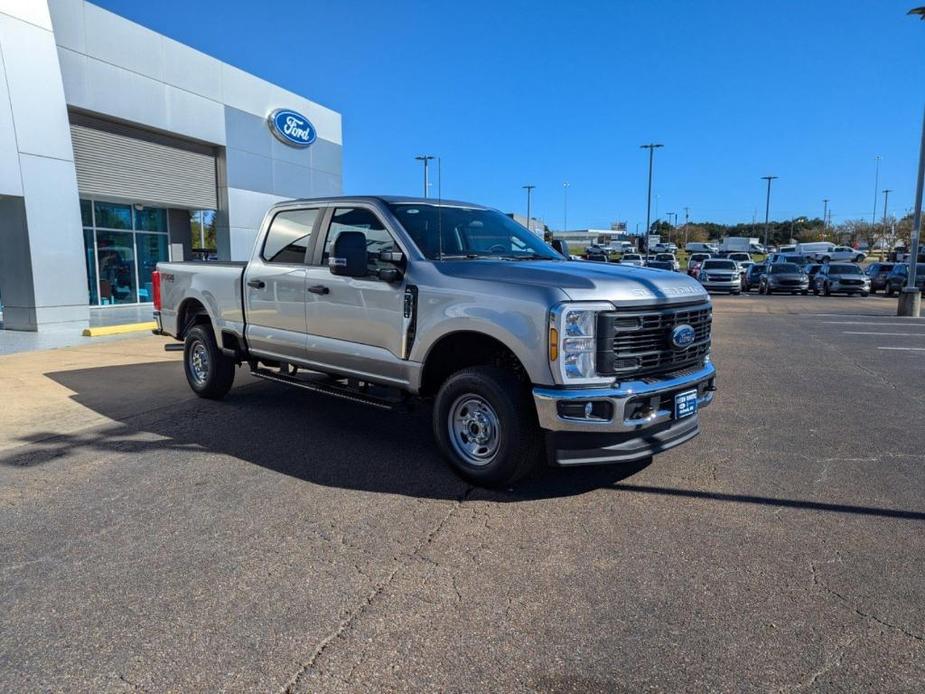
[80,199,93,227]
[96,230,137,304]
[135,233,168,302]
[201,210,217,250]
[94,201,133,229]
[83,228,98,305]
[135,206,167,232]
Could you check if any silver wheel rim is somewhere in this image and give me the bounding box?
[189,339,210,385]
[448,395,501,467]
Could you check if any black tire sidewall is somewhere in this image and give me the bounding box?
[184,324,234,399]
[433,367,539,486]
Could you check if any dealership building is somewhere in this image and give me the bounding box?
[0,0,343,331]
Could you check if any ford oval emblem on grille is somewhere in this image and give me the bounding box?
[671,324,696,349]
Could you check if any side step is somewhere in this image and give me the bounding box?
[248,367,400,411]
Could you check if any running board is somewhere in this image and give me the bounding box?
[248,367,397,411]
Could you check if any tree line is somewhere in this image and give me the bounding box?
[652,214,916,249]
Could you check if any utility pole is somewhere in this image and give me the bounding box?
[684,207,690,245]
[882,189,892,261]
[563,181,570,232]
[822,199,829,240]
[523,185,535,234]
[761,176,778,248]
[899,104,924,316]
[640,143,664,256]
[415,155,434,198]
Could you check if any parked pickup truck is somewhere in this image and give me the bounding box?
[153,196,716,486]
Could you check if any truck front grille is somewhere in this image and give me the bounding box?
[596,302,712,379]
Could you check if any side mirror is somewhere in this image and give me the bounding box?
[377,267,403,283]
[550,239,569,257]
[329,231,368,278]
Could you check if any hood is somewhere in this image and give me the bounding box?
[434,259,709,305]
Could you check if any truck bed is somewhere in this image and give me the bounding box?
[156,261,247,339]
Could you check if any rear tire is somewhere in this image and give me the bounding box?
[823,283,831,297]
[433,366,541,487]
[184,324,235,399]
[860,291,869,297]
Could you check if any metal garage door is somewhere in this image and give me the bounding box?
[70,123,217,210]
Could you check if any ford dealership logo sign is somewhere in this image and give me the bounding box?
[671,324,696,349]
[268,109,316,148]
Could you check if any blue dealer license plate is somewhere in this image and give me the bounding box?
[674,389,698,419]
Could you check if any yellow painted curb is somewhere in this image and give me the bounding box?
[82,321,157,337]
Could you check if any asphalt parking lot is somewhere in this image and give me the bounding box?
[1,293,923,692]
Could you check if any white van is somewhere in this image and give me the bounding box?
[794,242,835,259]
[686,242,718,253]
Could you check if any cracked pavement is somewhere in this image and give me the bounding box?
[1,293,923,691]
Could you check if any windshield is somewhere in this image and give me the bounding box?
[829,264,860,274]
[623,254,641,260]
[771,263,800,274]
[648,261,672,269]
[703,260,735,270]
[387,203,560,260]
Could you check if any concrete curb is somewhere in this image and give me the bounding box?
[82,322,157,337]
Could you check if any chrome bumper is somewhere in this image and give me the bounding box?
[533,362,716,434]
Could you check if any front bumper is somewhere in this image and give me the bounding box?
[700,278,739,292]
[768,281,809,291]
[830,281,869,292]
[533,362,716,465]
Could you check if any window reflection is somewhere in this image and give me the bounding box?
[96,230,137,304]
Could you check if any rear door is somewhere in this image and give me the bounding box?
[243,207,321,360]
[302,205,409,385]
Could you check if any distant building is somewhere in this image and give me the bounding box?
[508,213,546,236]
[551,228,633,247]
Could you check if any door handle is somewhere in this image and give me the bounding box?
[247,279,266,289]
[308,285,330,295]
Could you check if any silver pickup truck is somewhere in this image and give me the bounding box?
[153,196,716,486]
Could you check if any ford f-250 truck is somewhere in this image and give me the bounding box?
[153,196,716,486]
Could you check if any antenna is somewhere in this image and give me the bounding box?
[437,156,443,261]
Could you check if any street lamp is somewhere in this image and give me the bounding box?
[523,185,536,234]
[640,143,664,256]
[563,181,570,232]
[415,155,435,198]
[882,189,893,260]
[872,155,882,225]
[761,176,778,248]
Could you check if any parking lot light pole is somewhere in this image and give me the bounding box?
[761,176,778,248]
[823,199,829,240]
[523,185,535,233]
[415,155,435,198]
[872,155,882,225]
[563,181,569,232]
[641,144,663,255]
[898,105,924,317]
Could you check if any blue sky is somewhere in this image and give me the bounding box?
[96,0,925,231]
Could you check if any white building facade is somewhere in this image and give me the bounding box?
[0,0,342,331]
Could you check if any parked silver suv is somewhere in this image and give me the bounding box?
[813,263,870,296]
[758,262,810,295]
[698,259,742,294]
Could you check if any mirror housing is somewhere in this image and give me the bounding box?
[550,239,569,258]
[377,267,403,283]
[329,231,368,278]
[379,250,404,264]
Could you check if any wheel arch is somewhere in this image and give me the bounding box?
[418,330,530,397]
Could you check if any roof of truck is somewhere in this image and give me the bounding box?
[279,195,490,209]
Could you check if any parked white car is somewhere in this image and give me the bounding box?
[686,242,718,254]
[816,246,866,263]
[655,252,681,271]
[620,253,645,266]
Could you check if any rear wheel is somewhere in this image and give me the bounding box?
[184,324,235,399]
[433,366,541,486]
[860,291,869,297]
[823,283,831,297]
[886,284,896,297]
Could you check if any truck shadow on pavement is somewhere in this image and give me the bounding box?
[3,360,648,501]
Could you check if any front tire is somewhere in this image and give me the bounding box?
[433,366,541,486]
[184,324,235,399]
[823,283,831,297]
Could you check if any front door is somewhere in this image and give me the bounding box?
[243,207,320,360]
[303,206,408,385]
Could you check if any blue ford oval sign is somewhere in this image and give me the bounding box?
[671,324,696,349]
[268,109,316,148]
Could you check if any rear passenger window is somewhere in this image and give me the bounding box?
[323,208,398,278]
[263,209,319,264]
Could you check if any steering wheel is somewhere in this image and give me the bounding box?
[487,244,508,254]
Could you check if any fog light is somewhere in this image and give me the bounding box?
[557,400,614,421]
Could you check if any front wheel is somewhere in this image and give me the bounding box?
[184,324,236,399]
[823,283,831,297]
[433,366,541,486]
[801,290,809,296]
[860,291,869,297]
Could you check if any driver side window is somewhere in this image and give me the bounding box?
[322,207,397,278]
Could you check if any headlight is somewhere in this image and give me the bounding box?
[549,302,614,385]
